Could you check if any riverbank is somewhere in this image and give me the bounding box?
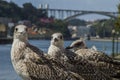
[0,38,13,44]
[0,37,120,44]
[90,37,120,42]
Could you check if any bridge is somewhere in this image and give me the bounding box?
[41,8,118,21]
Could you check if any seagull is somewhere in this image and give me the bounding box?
[66,39,120,78]
[48,33,67,60]
[66,39,97,51]
[66,39,87,52]
[11,25,84,80]
[48,33,113,80]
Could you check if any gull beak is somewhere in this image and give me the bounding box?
[54,38,58,42]
[65,46,73,49]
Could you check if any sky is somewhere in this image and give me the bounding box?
[6,0,120,21]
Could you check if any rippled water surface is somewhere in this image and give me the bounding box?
[0,40,120,80]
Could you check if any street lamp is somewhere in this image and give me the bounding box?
[102,22,105,38]
[112,29,115,57]
[116,31,119,55]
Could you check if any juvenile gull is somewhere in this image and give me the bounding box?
[66,39,120,65]
[11,25,84,80]
[66,39,120,78]
[66,39,87,51]
[48,33,68,61]
[48,33,113,80]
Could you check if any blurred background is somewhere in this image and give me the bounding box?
[0,0,120,80]
[0,0,120,40]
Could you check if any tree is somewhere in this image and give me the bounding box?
[0,0,22,22]
[38,19,71,39]
[22,3,37,22]
[51,20,71,38]
[9,2,22,22]
[91,19,114,38]
[115,4,120,32]
[0,0,10,17]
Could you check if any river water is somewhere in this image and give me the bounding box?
[0,40,120,80]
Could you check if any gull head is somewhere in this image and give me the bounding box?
[13,25,28,42]
[51,32,64,47]
[70,40,86,48]
[66,39,87,51]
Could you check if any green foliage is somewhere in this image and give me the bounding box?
[0,1,70,39]
[114,4,120,32]
[115,18,120,32]
[68,19,86,26]
[46,20,71,38]
[0,1,21,21]
[89,3,120,38]
[91,19,114,38]
[22,3,37,22]
[53,20,71,38]
[0,1,46,23]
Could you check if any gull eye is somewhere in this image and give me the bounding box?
[59,36,63,39]
[25,28,28,32]
[15,28,18,32]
